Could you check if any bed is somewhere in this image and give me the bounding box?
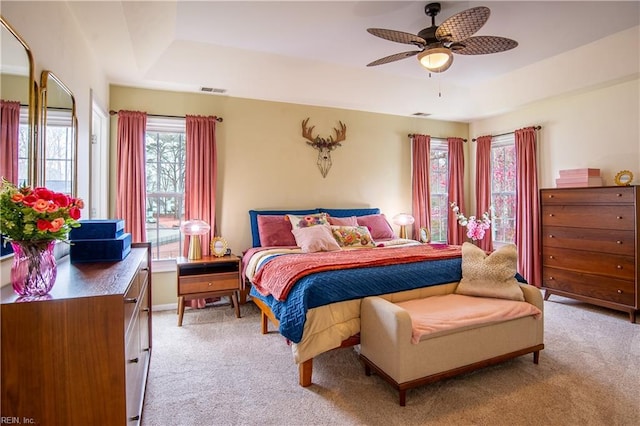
[243,208,465,386]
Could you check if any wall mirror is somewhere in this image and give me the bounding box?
[0,15,36,187]
[40,70,77,196]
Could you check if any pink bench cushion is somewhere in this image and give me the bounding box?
[395,293,542,344]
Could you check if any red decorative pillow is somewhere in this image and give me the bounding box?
[328,215,358,226]
[356,214,396,240]
[257,215,296,247]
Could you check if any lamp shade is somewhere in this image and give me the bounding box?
[180,219,210,236]
[180,220,210,260]
[417,47,453,73]
[393,213,415,226]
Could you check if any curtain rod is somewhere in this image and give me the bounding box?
[471,125,541,142]
[407,134,467,142]
[109,110,223,122]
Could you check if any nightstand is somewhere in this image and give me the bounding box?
[176,254,242,326]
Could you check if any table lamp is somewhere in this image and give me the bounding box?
[180,219,211,260]
[393,213,415,239]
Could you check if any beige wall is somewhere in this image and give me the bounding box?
[468,77,640,213]
[110,86,470,253]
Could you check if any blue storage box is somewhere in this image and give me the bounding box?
[70,233,132,263]
[69,219,125,240]
[1,235,14,256]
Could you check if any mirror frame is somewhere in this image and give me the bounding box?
[419,227,431,243]
[0,15,37,187]
[39,70,77,196]
[210,237,228,257]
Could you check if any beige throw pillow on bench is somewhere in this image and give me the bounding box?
[455,242,525,301]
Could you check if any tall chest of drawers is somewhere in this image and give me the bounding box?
[1,242,152,425]
[540,186,639,322]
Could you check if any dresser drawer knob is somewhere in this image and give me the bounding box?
[616,216,622,219]
[616,240,622,244]
[617,289,623,294]
[208,282,213,286]
[128,357,139,363]
[616,265,623,269]
[616,193,622,197]
[548,276,554,280]
[548,195,554,198]
[549,255,554,259]
[548,214,554,217]
[124,297,138,304]
[549,234,554,238]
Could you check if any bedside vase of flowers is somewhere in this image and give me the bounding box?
[0,179,84,297]
[450,202,492,242]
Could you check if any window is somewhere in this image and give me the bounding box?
[17,106,30,186]
[42,109,74,194]
[490,134,516,245]
[145,117,186,260]
[429,138,448,243]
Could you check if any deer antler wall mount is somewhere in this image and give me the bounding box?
[301,117,347,178]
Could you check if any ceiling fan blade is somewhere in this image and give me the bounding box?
[367,28,426,46]
[451,36,518,55]
[436,6,490,43]
[366,50,421,67]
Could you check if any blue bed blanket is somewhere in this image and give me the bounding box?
[249,257,463,343]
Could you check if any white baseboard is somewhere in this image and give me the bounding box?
[153,303,178,312]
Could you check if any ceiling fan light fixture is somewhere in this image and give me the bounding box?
[417,47,453,73]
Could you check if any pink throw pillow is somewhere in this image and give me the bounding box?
[257,215,296,247]
[328,216,358,226]
[291,225,341,253]
[356,214,396,240]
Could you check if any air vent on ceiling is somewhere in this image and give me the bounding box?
[200,87,227,94]
[412,112,431,117]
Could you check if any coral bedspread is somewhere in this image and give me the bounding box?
[252,244,462,301]
[247,244,464,343]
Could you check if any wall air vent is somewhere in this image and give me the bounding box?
[200,87,227,94]
[412,112,431,117]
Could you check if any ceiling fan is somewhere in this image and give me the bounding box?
[366,2,518,73]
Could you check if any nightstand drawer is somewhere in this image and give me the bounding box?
[179,272,239,294]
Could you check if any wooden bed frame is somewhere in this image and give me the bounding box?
[252,297,360,387]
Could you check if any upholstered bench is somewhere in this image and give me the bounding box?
[359,243,545,406]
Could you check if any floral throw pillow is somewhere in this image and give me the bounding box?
[286,213,329,229]
[330,225,375,248]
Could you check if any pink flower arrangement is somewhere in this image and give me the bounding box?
[450,202,492,241]
[0,178,84,243]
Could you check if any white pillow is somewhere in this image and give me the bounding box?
[454,242,524,301]
[291,225,341,253]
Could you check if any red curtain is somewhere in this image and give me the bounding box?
[184,115,218,257]
[0,100,21,184]
[116,111,147,243]
[411,134,430,240]
[515,127,541,286]
[447,138,465,245]
[184,115,219,309]
[475,135,493,252]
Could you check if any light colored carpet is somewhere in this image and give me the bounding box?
[141,295,640,426]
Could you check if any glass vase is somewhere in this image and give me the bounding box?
[10,240,57,297]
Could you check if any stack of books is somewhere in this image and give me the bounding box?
[555,168,603,188]
[69,219,132,263]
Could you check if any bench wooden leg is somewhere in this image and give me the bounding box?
[299,359,313,387]
[533,350,540,364]
[399,389,406,407]
[260,311,268,334]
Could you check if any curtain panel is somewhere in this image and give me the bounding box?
[0,100,21,184]
[116,110,147,243]
[411,134,431,240]
[515,127,541,286]
[446,138,465,245]
[475,135,493,252]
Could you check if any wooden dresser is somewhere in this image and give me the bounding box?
[540,186,639,322]
[1,242,152,425]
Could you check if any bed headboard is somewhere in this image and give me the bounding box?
[248,207,381,248]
